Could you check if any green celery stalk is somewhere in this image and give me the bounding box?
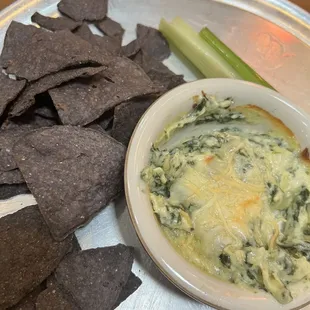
[199,27,275,90]
[159,17,241,79]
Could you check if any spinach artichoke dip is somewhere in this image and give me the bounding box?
[141,92,310,304]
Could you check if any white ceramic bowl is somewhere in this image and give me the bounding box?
[124,79,310,310]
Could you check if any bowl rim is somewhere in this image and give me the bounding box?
[124,78,310,310]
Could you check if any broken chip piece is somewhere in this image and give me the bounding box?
[58,0,108,22]
[136,24,170,61]
[96,17,124,43]
[31,12,82,32]
[13,126,126,240]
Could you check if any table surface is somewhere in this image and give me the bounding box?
[1,0,310,11]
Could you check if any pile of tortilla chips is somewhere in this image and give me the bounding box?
[0,0,185,308]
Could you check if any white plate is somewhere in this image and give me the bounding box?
[125,79,310,310]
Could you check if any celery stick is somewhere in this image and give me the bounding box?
[159,17,241,79]
[200,27,275,90]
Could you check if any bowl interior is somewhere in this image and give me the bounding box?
[125,78,310,310]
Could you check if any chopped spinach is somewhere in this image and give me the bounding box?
[296,187,309,207]
[194,97,207,112]
[219,253,231,268]
[237,148,249,157]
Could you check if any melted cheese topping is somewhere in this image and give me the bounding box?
[141,95,310,304]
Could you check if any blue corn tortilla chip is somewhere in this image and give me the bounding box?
[49,57,160,126]
[54,245,134,310]
[74,23,120,55]
[38,276,141,310]
[13,126,126,240]
[37,246,139,310]
[0,72,26,118]
[122,23,171,60]
[136,24,170,61]
[96,17,124,43]
[0,128,34,171]
[1,22,107,81]
[111,95,156,146]
[9,66,105,118]
[133,51,185,91]
[31,12,82,32]
[0,21,40,69]
[44,235,81,290]
[58,0,108,22]
[0,205,73,309]
[121,39,140,58]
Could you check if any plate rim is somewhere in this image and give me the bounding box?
[0,0,309,45]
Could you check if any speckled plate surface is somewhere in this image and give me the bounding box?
[0,1,310,309]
